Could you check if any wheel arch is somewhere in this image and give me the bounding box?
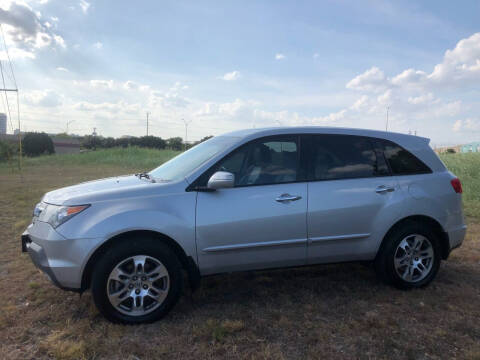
[81,230,200,292]
[377,215,450,260]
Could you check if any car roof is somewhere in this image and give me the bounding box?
[222,126,430,146]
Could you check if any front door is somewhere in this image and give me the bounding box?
[195,135,308,275]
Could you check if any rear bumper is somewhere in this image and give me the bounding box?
[447,224,467,253]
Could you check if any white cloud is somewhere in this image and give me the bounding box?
[275,53,285,60]
[352,33,480,91]
[453,119,462,132]
[53,34,65,48]
[24,89,62,107]
[221,70,240,81]
[429,33,480,84]
[79,0,90,14]
[313,53,319,59]
[123,80,138,90]
[0,2,65,58]
[391,69,427,87]
[56,66,68,72]
[0,47,35,59]
[89,79,114,88]
[346,67,387,92]
[73,100,140,114]
[93,41,103,49]
[407,93,435,105]
[453,118,480,133]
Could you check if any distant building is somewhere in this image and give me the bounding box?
[461,142,480,153]
[0,113,6,134]
[434,145,461,154]
[51,137,81,154]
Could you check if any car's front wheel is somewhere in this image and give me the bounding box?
[91,237,183,324]
[375,221,441,289]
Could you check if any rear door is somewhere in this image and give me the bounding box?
[305,134,402,264]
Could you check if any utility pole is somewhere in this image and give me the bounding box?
[66,120,75,134]
[385,106,390,131]
[92,127,97,150]
[183,118,192,150]
[146,112,150,136]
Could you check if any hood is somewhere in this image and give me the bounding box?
[42,175,166,205]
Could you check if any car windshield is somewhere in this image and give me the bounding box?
[149,136,239,182]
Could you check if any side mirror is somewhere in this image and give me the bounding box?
[207,171,235,190]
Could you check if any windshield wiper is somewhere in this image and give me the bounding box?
[135,172,155,182]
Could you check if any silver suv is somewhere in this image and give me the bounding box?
[22,127,466,324]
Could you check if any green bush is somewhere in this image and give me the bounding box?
[0,140,15,162]
[22,132,55,157]
[166,137,183,151]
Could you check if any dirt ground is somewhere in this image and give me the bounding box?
[0,165,479,359]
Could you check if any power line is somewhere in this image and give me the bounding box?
[0,63,15,133]
[0,25,17,90]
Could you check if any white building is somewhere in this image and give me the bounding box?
[0,113,6,134]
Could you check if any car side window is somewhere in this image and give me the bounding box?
[308,134,386,180]
[381,140,432,175]
[211,136,300,186]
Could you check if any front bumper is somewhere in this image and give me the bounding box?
[22,231,78,291]
[22,221,101,291]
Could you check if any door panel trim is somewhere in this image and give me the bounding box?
[202,238,307,253]
[308,233,370,244]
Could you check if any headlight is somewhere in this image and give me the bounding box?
[46,204,90,228]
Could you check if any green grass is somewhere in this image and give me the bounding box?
[440,152,480,218]
[0,147,181,173]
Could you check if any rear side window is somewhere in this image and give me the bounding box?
[381,140,432,175]
[308,134,387,180]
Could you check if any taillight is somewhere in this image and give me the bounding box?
[451,178,462,194]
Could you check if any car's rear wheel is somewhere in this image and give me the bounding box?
[91,237,183,324]
[375,221,441,289]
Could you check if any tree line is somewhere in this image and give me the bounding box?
[1,132,215,161]
[82,135,213,151]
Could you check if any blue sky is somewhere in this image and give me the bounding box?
[0,0,479,145]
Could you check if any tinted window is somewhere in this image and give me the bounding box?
[309,135,386,180]
[381,140,431,175]
[213,136,299,186]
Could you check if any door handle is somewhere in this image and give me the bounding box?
[276,193,302,202]
[375,185,395,194]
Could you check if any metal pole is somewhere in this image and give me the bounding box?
[146,112,150,136]
[16,91,21,173]
[385,106,390,131]
[183,118,192,150]
[66,120,75,134]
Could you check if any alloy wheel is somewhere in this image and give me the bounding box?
[393,234,434,283]
[107,255,170,316]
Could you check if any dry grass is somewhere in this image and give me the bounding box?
[0,157,479,359]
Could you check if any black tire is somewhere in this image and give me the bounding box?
[91,236,183,324]
[375,221,441,289]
